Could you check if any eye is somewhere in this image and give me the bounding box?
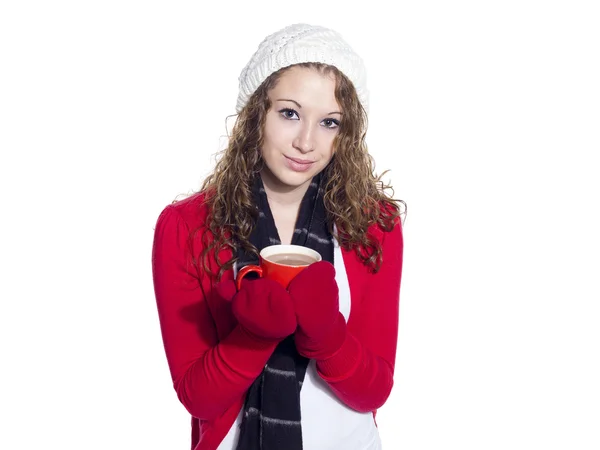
[322,118,340,129]
[278,108,299,120]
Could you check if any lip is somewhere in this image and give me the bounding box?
[285,156,314,165]
[284,155,316,173]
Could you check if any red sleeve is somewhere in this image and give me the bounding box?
[152,205,278,420]
[316,220,403,412]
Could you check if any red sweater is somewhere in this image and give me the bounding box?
[152,192,403,450]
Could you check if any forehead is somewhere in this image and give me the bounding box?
[269,66,339,109]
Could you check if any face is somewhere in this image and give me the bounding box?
[260,66,341,193]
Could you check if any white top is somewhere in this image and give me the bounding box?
[220,242,382,450]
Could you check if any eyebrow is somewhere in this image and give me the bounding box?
[276,98,342,115]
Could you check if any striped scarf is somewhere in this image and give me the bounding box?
[235,172,334,450]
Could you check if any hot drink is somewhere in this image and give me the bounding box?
[267,253,317,266]
[236,244,322,289]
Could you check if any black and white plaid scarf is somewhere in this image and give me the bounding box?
[235,172,334,450]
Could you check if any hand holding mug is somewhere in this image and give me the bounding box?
[288,261,347,360]
[232,277,297,340]
[287,261,340,342]
[233,244,326,343]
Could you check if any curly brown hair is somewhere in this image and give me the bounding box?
[197,62,406,280]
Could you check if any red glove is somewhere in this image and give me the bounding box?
[287,261,347,360]
[229,277,297,341]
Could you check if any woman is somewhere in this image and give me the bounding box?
[152,23,405,450]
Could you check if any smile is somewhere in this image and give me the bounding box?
[284,156,315,172]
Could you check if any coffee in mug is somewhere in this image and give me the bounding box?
[266,253,318,266]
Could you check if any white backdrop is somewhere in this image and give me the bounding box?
[1,1,599,449]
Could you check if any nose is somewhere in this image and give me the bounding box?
[292,122,315,154]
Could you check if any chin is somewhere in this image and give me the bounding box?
[269,166,318,189]
[278,171,314,188]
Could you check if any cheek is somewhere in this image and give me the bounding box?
[263,116,294,149]
[320,133,337,157]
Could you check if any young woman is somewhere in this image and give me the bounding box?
[152,23,405,450]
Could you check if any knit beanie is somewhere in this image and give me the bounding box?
[236,23,369,113]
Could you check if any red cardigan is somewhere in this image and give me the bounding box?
[152,192,403,450]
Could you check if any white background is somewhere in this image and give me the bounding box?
[1,1,599,449]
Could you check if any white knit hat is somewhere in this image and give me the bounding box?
[236,23,369,113]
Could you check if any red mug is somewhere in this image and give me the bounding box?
[236,244,322,290]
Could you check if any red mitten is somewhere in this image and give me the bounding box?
[213,279,238,302]
[287,261,347,360]
[231,277,297,341]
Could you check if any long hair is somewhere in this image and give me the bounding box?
[197,62,406,280]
